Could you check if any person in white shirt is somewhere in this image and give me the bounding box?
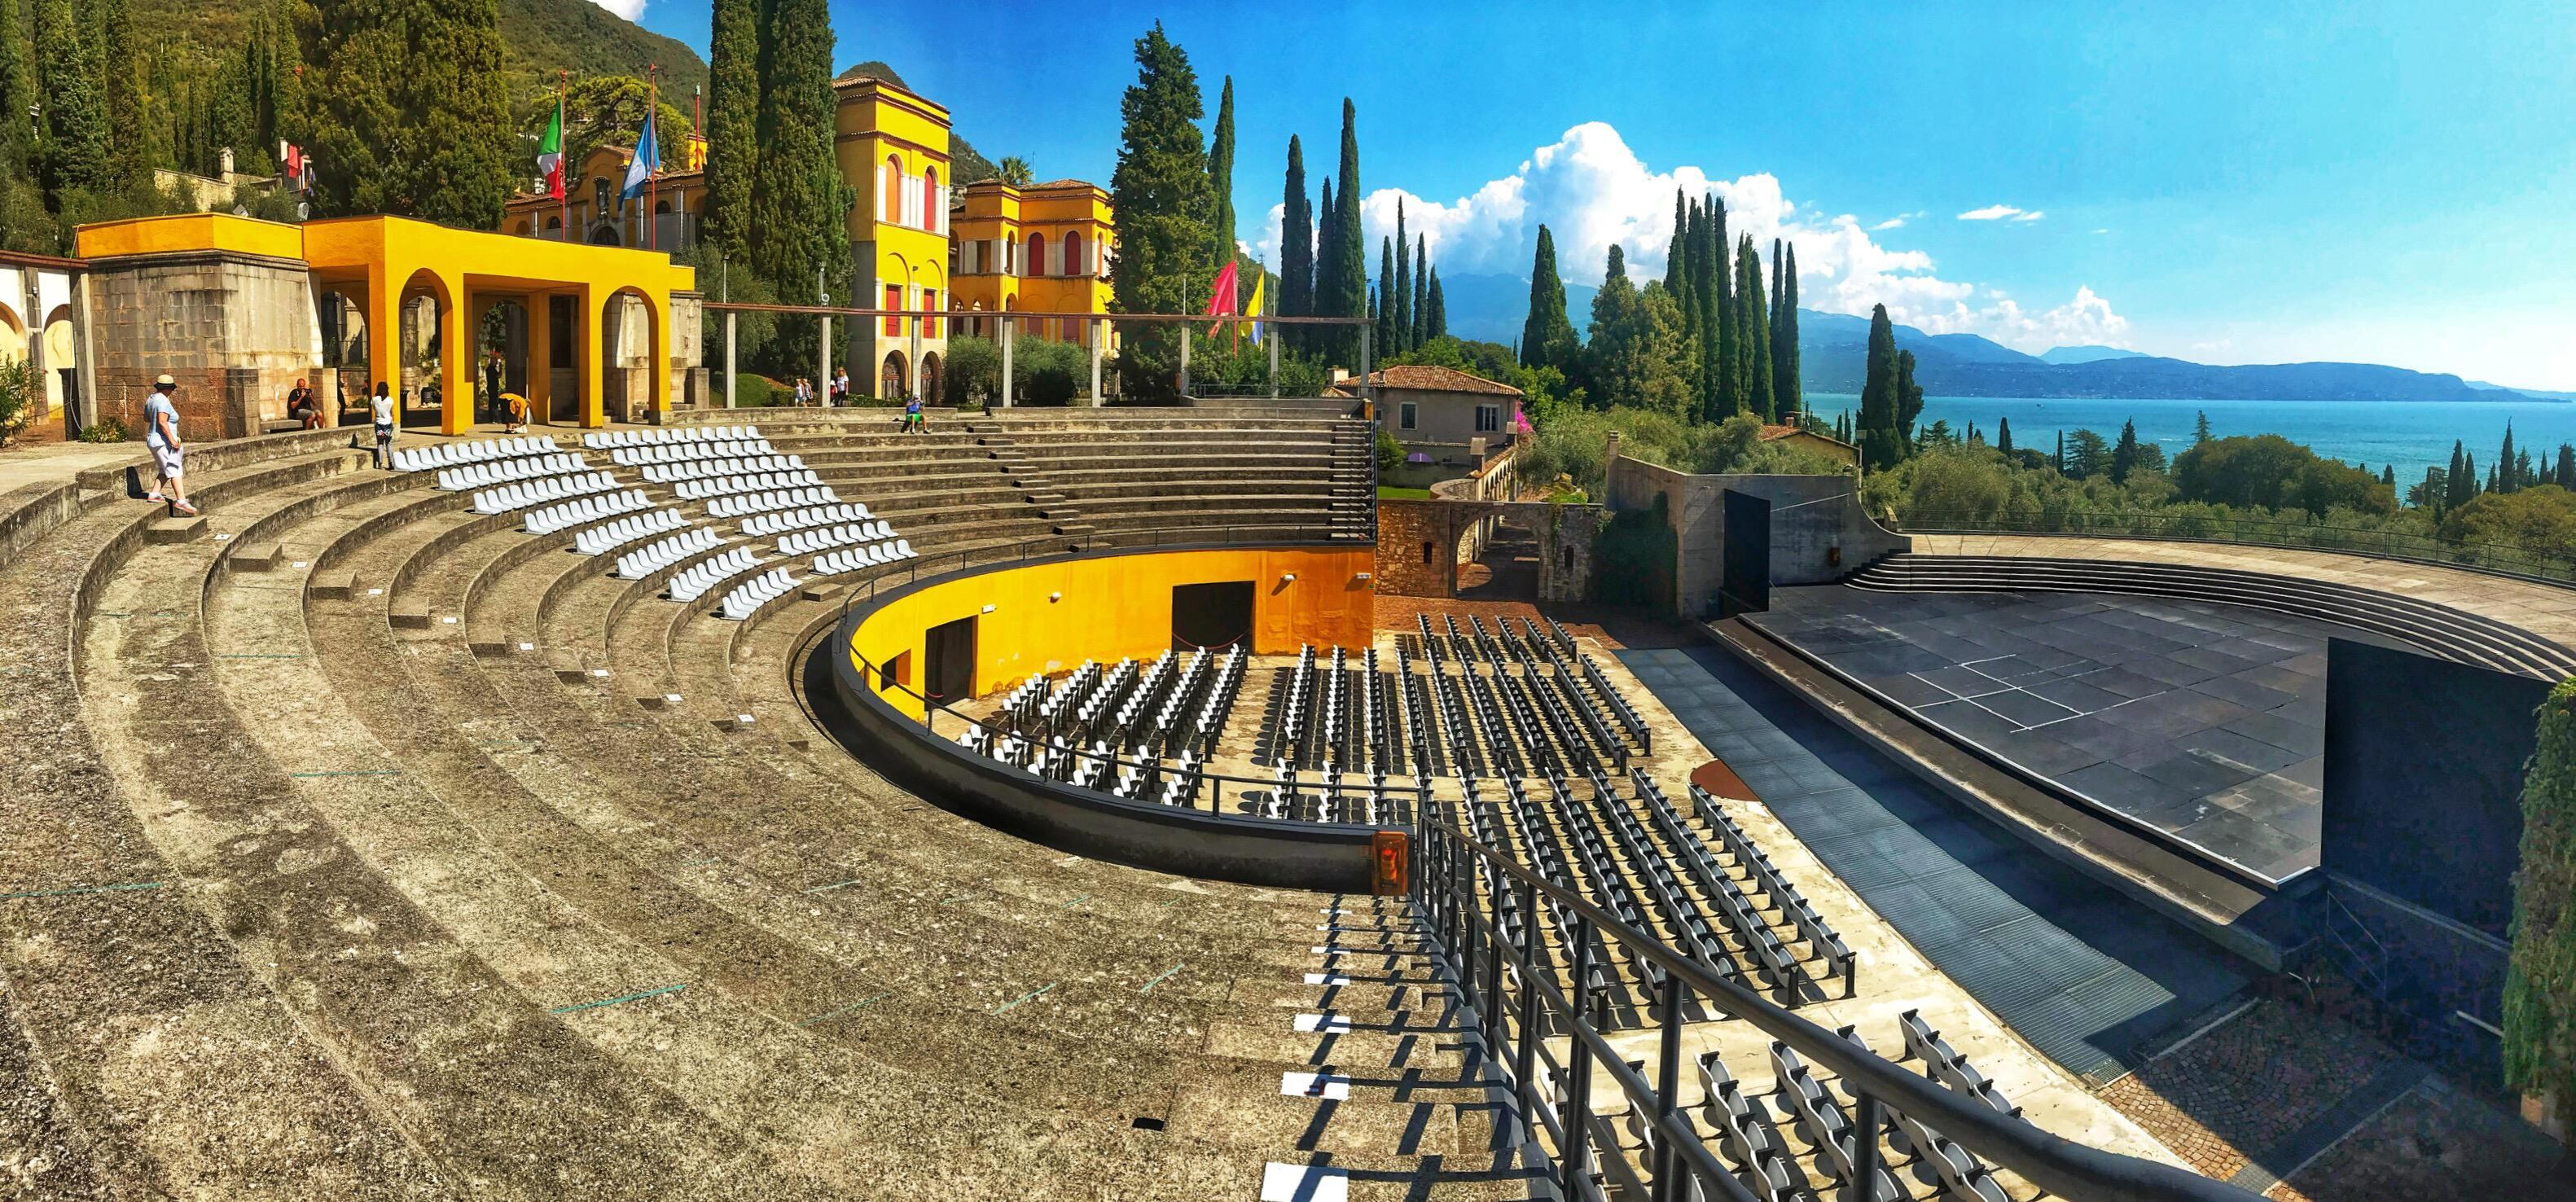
[142,375,197,516]
[370,383,397,469]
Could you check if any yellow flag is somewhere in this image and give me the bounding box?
[1245,271,1267,344]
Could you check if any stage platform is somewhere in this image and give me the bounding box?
[1744,586,2420,884]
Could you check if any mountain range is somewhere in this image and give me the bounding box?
[1434,272,2544,403]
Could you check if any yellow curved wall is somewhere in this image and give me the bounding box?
[849,547,1376,719]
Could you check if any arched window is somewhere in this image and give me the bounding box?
[1026,233,1046,277]
[880,156,901,221]
[922,167,940,235]
[1064,231,1083,278]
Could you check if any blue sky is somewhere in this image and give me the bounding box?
[625,0,2576,388]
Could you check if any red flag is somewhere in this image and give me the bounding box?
[1204,261,1239,336]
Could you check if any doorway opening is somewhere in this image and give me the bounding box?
[923,616,977,708]
[1172,581,1255,651]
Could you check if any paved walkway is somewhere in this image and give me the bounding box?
[0,441,144,495]
[1618,643,2252,1086]
[1914,533,2576,651]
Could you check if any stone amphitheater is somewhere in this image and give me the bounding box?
[1,406,2271,1200]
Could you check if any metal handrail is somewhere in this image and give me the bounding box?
[1413,819,2261,1201]
[1895,508,2576,588]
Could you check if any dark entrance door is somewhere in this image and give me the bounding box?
[1172,581,1255,651]
[1718,489,1770,618]
[923,616,977,708]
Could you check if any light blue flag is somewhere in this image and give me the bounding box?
[621,109,658,200]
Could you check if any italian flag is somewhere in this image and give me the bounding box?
[538,98,564,200]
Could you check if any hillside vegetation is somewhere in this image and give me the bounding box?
[132,0,709,98]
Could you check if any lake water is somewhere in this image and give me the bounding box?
[1801,393,2576,484]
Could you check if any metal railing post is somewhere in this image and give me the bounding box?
[1652,975,1687,1202]
[1563,915,1595,1195]
[1512,875,1541,1151]
[1852,1090,1883,1201]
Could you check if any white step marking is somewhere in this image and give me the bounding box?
[1292,1012,1354,1033]
[1260,1162,1349,1202]
[1280,1071,1350,1101]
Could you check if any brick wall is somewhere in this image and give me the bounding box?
[1373,497,1604,603]
[1376,500,1452,598]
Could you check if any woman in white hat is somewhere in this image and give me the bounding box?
[142,375,198,516]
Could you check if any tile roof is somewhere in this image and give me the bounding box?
[1352,365,1525,397]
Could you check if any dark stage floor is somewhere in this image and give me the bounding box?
[1746,587,2418,883]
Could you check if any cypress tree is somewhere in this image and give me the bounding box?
[1772,239,1801,419]
[2194,410,2214,444]
[2110,418,2141,483]
[0,0,24,162]
[32,0,109,191]
[2520,449,2536,491]
[1856,305,1901,469]
[2559,444,2574,489]
[1207,74,1235,267]
[1894,349,1924,453]
[2447,441,2472,510]
[1330,98,1364,361]
[1736,235,1771,421]
[702,0,761,257]
[1997,415,2013,454]
[1108,21,1214,395]
[94,0,138,181]
[1424,268,1446,340]
[2381,464,2396,489]
[1391,198,1410,352]
[1666,188,1692,330]
[1704,193,1730,415]
[1375,235,1395,355]
[2056,429,2065,472]
[1279,135,1311,327]
[2501,423,2520,494]
[744,0,848,297]
[1411,235,1427,349]
[1520,223,1573,372]
[1314,177,1336,340]
[299,0,513,226]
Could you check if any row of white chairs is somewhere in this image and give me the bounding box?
[525,489,650,536]
[573,507,688,556]
[393,436,559,473]
[608,438,772,467]
[472,471,617,515]
[778,520,895,555]
[742,503,874,537]
[617,527,728,579]
[640,454,802,485]
[718,568,801,621]
[581,425,761,450]
[669,547,759,603]
[707,486,840,519]
[674,470,826,501]
[437,452,589,491]
[809,541,918,575]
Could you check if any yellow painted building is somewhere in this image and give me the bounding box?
[502,138,709,252]
[949,178,1117,351]
[836,74,951,401]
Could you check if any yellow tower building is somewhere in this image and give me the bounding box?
[835,74,952,401]
[949,179,1117,353]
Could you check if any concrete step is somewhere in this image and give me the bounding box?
[146,515,208,544]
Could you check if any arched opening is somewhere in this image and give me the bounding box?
[589,225,621,246]
[919,351,942,406]
[1064,231,1083,280]
[474,296,532,428]
[922,166,940,235]
[1457,505,1542,600]
[545,216,564,235]
[653,199,671,215]
[1025,232,1045,278]
[397,270,453,430]
[599,285,665,425]
[314,288,370,423]
[513,219,531,236]
[883,155,902,223]
[880,349,907,401]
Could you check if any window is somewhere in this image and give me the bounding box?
[881,650,911,692]
[1026,233,1046,277]
[1421,542,1436,564]
[1475,404,1501,432]
[919,288,937,326]
[923,169,940,234]
[884,285,903,336]
[1064,231,1083,277]
[1398,401,1417,430]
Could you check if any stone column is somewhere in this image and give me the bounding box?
[817,314,832,406]
[1179,326,1191,399]
[998,314,1014,409]
[723,311,738,409]
[1088,318,1105,407]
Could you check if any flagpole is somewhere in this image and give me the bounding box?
[644,65,659,252]
[556,71,570,241]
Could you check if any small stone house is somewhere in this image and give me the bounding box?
[1344,365,1523,466]
[1758,423,1860,467]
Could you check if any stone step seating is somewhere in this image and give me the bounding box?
[251,453,1514,1183]
[1850,551,2576,678]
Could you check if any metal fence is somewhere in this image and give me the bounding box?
[1411,819,2261,1201]
[1897,509,2576,587]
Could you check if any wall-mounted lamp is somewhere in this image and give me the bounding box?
[1354,572,1373,582]
[1048,591,1062,603]
[1279,572,1297,584]
[981,603,998,614]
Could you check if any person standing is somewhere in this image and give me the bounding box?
[143,375,199,515]
[794,377,814,406]
[831,367,849,406]
[482,351,507,424]
[370,382,397,469]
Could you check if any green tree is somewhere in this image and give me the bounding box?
[996,156,1033,186]
[1327,98,1364,362]
[94,0,141,180]
[32,0,109,192]
[1375,425,1403,475]
[1410,236,1427,350]
[1996,415,2012,454]
[0,0,27,164]
[2501,422,2522,495]
[2194,410,2213,445]
[1108,22,1213,398]
[1735,235,1771,421]
[1391,198,1410,353]
[2447,441,2476,511]
[1586,261,1692,417]
[2170,433,2397,516]
[1894,349,1924,452]
[700,0,761,257]
[1855,305,1902,469]
[1279,135,1310,329]
[1665,188,1692,332]
[2109,419,2142,483]
[1424,268,1446,340]
[1314,176,1336,350]
[1374,235,1395,354]
[1705,192,1731,415]
[1519,223,1575,374]
[298,0,515,227]
[1206,74,1235,267]
[2506,680,2576,1119]
[745,0,848,302]
[2064,428,2111,477]
[1772,239,1801,419]
[537,76,693,191]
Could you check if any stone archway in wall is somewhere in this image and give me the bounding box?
[1373,498,1602,603]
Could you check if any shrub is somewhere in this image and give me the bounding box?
[0,356,35,445]
[2506,681,2576,1116]
[727,374,782,408]
[77,415,129,443]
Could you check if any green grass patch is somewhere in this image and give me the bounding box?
[1376,486,1433,500]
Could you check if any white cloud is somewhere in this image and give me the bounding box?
[1957,204,2025,221]
[1253,121,2122,353]
[590,0,647,20]
[2012,209,2045,222]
